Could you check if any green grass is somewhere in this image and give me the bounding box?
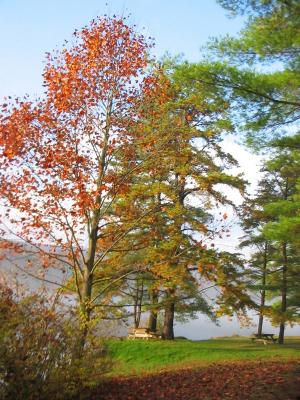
[106,336,300,376]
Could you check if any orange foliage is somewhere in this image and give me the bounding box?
[0,16,160,250]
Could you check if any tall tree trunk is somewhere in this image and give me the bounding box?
[74,273,93,360]
[77,232,96,356]
[148,289,158,332]
[162,289,175,340]
[133,295,139,328]
[76,98,111,356]
[258,243,268,336]
[134,279,143,328]
[161,174,184,340]
[278,242,288,345]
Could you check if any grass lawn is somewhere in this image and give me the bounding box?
[107,336,300,376]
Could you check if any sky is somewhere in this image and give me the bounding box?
[0,0,298,339]
[0,0,245,99]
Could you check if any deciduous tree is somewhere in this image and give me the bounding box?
[0,16,171,349]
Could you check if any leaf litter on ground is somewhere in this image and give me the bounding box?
[91,360,300,400]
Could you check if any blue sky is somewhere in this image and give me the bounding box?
[0,0,244,99]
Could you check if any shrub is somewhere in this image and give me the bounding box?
[0,283,111,399]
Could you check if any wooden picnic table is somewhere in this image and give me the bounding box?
[128,327,161,340]
[251,333,277,344]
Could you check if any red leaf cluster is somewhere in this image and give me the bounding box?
[0,16,161,249]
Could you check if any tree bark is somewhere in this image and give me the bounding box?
[134,279,143,328]
[148,289,158,332]
[77,226,97,356]
[278,242,288,345]
[257,243,268,336]
[77,100,111,354]
[162,289,175,340]
[161,174,184,340]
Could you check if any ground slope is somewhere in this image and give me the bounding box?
[107,337,300,375]
[96,360,299,400]
[89,337,300,400]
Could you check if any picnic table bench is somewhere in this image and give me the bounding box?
[251,333,277,345]
[128,327,161,340]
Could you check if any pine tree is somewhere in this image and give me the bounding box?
[262,135,300,343]
[239,198,275,336]
[100,66,249,339]
[239,136,300,343]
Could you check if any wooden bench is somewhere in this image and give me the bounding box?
[251,333,277,345]
[128,327,161,340]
